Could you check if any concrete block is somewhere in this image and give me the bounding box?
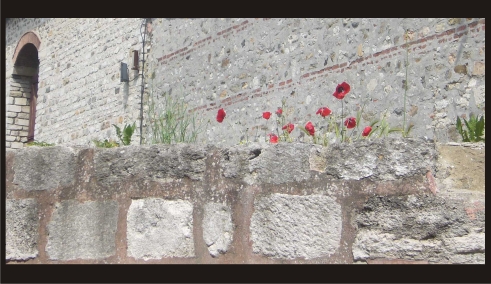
[251,193,342,259]
[6,199,39,260]
[13,146,77,191]
[127,198,195,260]
[202,202,233,257]
[46,200,119,260]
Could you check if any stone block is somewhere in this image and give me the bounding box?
[13,146,77,191]
[203,202,233,257]
[352,194,485,263]
[46,200,119,260]
[472,61,485,76]
[10,142,24,149]
[7,105,21,112]
[251,193,342,259]
[6,135,17,142]
[94,144,207,185]
[221,143,315,184]
[15,118,30,126]
[17,112,30,119]
[127,198,195,260]
[10,91,23,97]
[6,199,39,261]
[14,97,28,106]
[321,138,436,180]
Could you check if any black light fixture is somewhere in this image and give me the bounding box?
[120,62,129,82]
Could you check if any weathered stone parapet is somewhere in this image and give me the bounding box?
[4,138,485,265]
[11,146,77,191]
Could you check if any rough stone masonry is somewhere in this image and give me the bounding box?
[5,18,485,149]
[5,138,485,264]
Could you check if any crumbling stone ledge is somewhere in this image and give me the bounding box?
[5,138,485,264]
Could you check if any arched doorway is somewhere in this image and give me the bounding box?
[9,32,40,147]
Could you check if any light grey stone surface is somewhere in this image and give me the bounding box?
[352,194,485,264]
[6,19,485,149]
[6,199,39,260]
[251,193,342,259]
[322,138,436,180]
[46,200,119,260]
[202,202,233,257]
[246,143,314,184]
[220,143,317,184]
[127,198,195,260]
[94,144,207,185]
[13,146,76,190]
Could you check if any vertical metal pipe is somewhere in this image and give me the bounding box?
[139,18,148,145]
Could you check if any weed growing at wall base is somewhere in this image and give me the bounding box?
[146,84,204,144]
[114,122,136,146]
[456,114,485,143]
[26,141,55,147]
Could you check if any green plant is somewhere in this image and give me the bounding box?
[93,139,120,148]
[113,122,136,146]
[147,84,203,144]
[26,140,55,147]
[399,30,413,138]
[456,114,485,142]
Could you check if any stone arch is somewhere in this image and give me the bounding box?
[12,31,41,64]
[7,32,41,148]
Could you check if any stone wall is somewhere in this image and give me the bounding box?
[5,18,145,148]
[5,18,486,149]
[5,138,485,264]
[6,75,32,148]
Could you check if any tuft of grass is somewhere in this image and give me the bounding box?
[93,139,119,148]
[146,86,203,145]
[26,141,55,147]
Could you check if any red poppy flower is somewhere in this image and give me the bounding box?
[333,82,351,100]
[344,117,356,129]
[276,108,283,116]
[263,111,272,120]
[305,121,315,136]
[268,133,278,143]
[216,108,226,123]
[316,107,332,118]
[362,126,372,136]
[282,123,295,134]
